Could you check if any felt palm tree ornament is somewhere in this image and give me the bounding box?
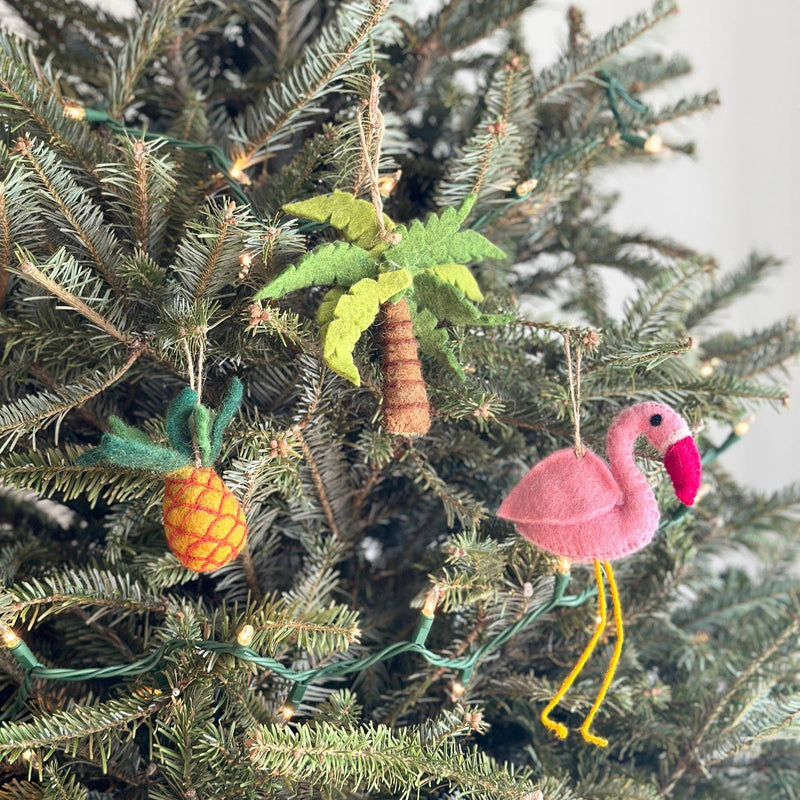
[79,379,247,573]
[253,191,508,437]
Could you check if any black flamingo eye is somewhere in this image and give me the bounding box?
[650,413,663,427]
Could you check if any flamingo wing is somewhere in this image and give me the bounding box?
[498,449,622,525]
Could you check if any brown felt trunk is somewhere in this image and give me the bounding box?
[379,297,431,437]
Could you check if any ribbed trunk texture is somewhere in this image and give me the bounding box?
[379,297,431,437]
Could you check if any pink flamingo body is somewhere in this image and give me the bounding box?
[497,402,702,746]
[498,402,700,561]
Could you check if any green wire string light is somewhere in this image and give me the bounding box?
[469,68,658,232]
[0,430,743,721]
[64,101,257,216]
[0,575,594,721]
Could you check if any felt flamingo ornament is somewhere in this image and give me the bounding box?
[498,401,701,747]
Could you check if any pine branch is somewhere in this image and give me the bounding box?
[2,568,172,627]
[647,91,721,126]
[107,0,193,117]
[663,619,800,794]
[0,353,142,453]
[243,595,361,656]
[437,0,540,54]
[97,137,177,259]
[435,55,531,209]
[236,0,322,70]
[12,137,123,291]
[16,254,132,345]
[531,0,678,106]
[236,0,396,166]
[684,254,783,330]
[293,426,342,540]
[171,200,251,302]
[701,318,800,380]
[0,33,104,172]
[405,448,486,529]
[623,258,712,338]
[0,692,166,767]
[247,719,536,799]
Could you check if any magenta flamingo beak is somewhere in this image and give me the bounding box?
[664,436,702,505]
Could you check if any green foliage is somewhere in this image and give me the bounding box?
[389,195,506,269]
[248,715,536,799]
[106,0,194,116]
[232,0,401,163]
[414,272,510,326]
[430,263,484,303]
[254,241,377,300]
[81,377,243,471]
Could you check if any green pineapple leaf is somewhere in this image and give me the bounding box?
[429,263,484,302]
[388,195,505,271]
[283,191,396,251]
[413,272,513,326]
[107,416,154,445]
[320,270,412,385]
[254,241,377,300]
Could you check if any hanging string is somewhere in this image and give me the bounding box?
[355,74,398,243]
[564,334,586,457]
[181,333,196,392]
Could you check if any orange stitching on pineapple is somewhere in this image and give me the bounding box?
[163,468,247,572]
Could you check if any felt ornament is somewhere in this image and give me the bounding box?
[79,380,247,573]
[254,192,510,437]
[498,402,702,747]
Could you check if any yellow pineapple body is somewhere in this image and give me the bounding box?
[162,466,247,573]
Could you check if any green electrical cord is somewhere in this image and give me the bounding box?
[80,108,257,216]
[0,575,594,719]
[469,68,653,232]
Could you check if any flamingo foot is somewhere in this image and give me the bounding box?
[541,711,568,739]
[579,723,608,748]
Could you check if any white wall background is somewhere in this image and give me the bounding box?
[523,1,800,492]
[2,0,798,492]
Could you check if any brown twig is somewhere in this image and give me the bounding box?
[293,426,341,540]
[18,260,130,344]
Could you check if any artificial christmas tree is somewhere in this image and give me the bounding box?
[0,1,798,799]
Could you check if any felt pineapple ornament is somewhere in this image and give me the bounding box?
[79,379,247,573]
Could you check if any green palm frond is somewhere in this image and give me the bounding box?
[320,270,412,385]
[283,190,395,251]
[427,263,484,302]
[388,195,505,271]
[414,271,512,327]
[254,241,378,300]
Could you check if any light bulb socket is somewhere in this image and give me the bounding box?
[1,628,40,671]
[411,613,434,646]
[289,683,308,706]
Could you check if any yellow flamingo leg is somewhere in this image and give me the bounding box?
[580,560,625,747]
[541,559,607,740]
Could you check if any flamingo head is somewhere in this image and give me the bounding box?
[634,402,702,505]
